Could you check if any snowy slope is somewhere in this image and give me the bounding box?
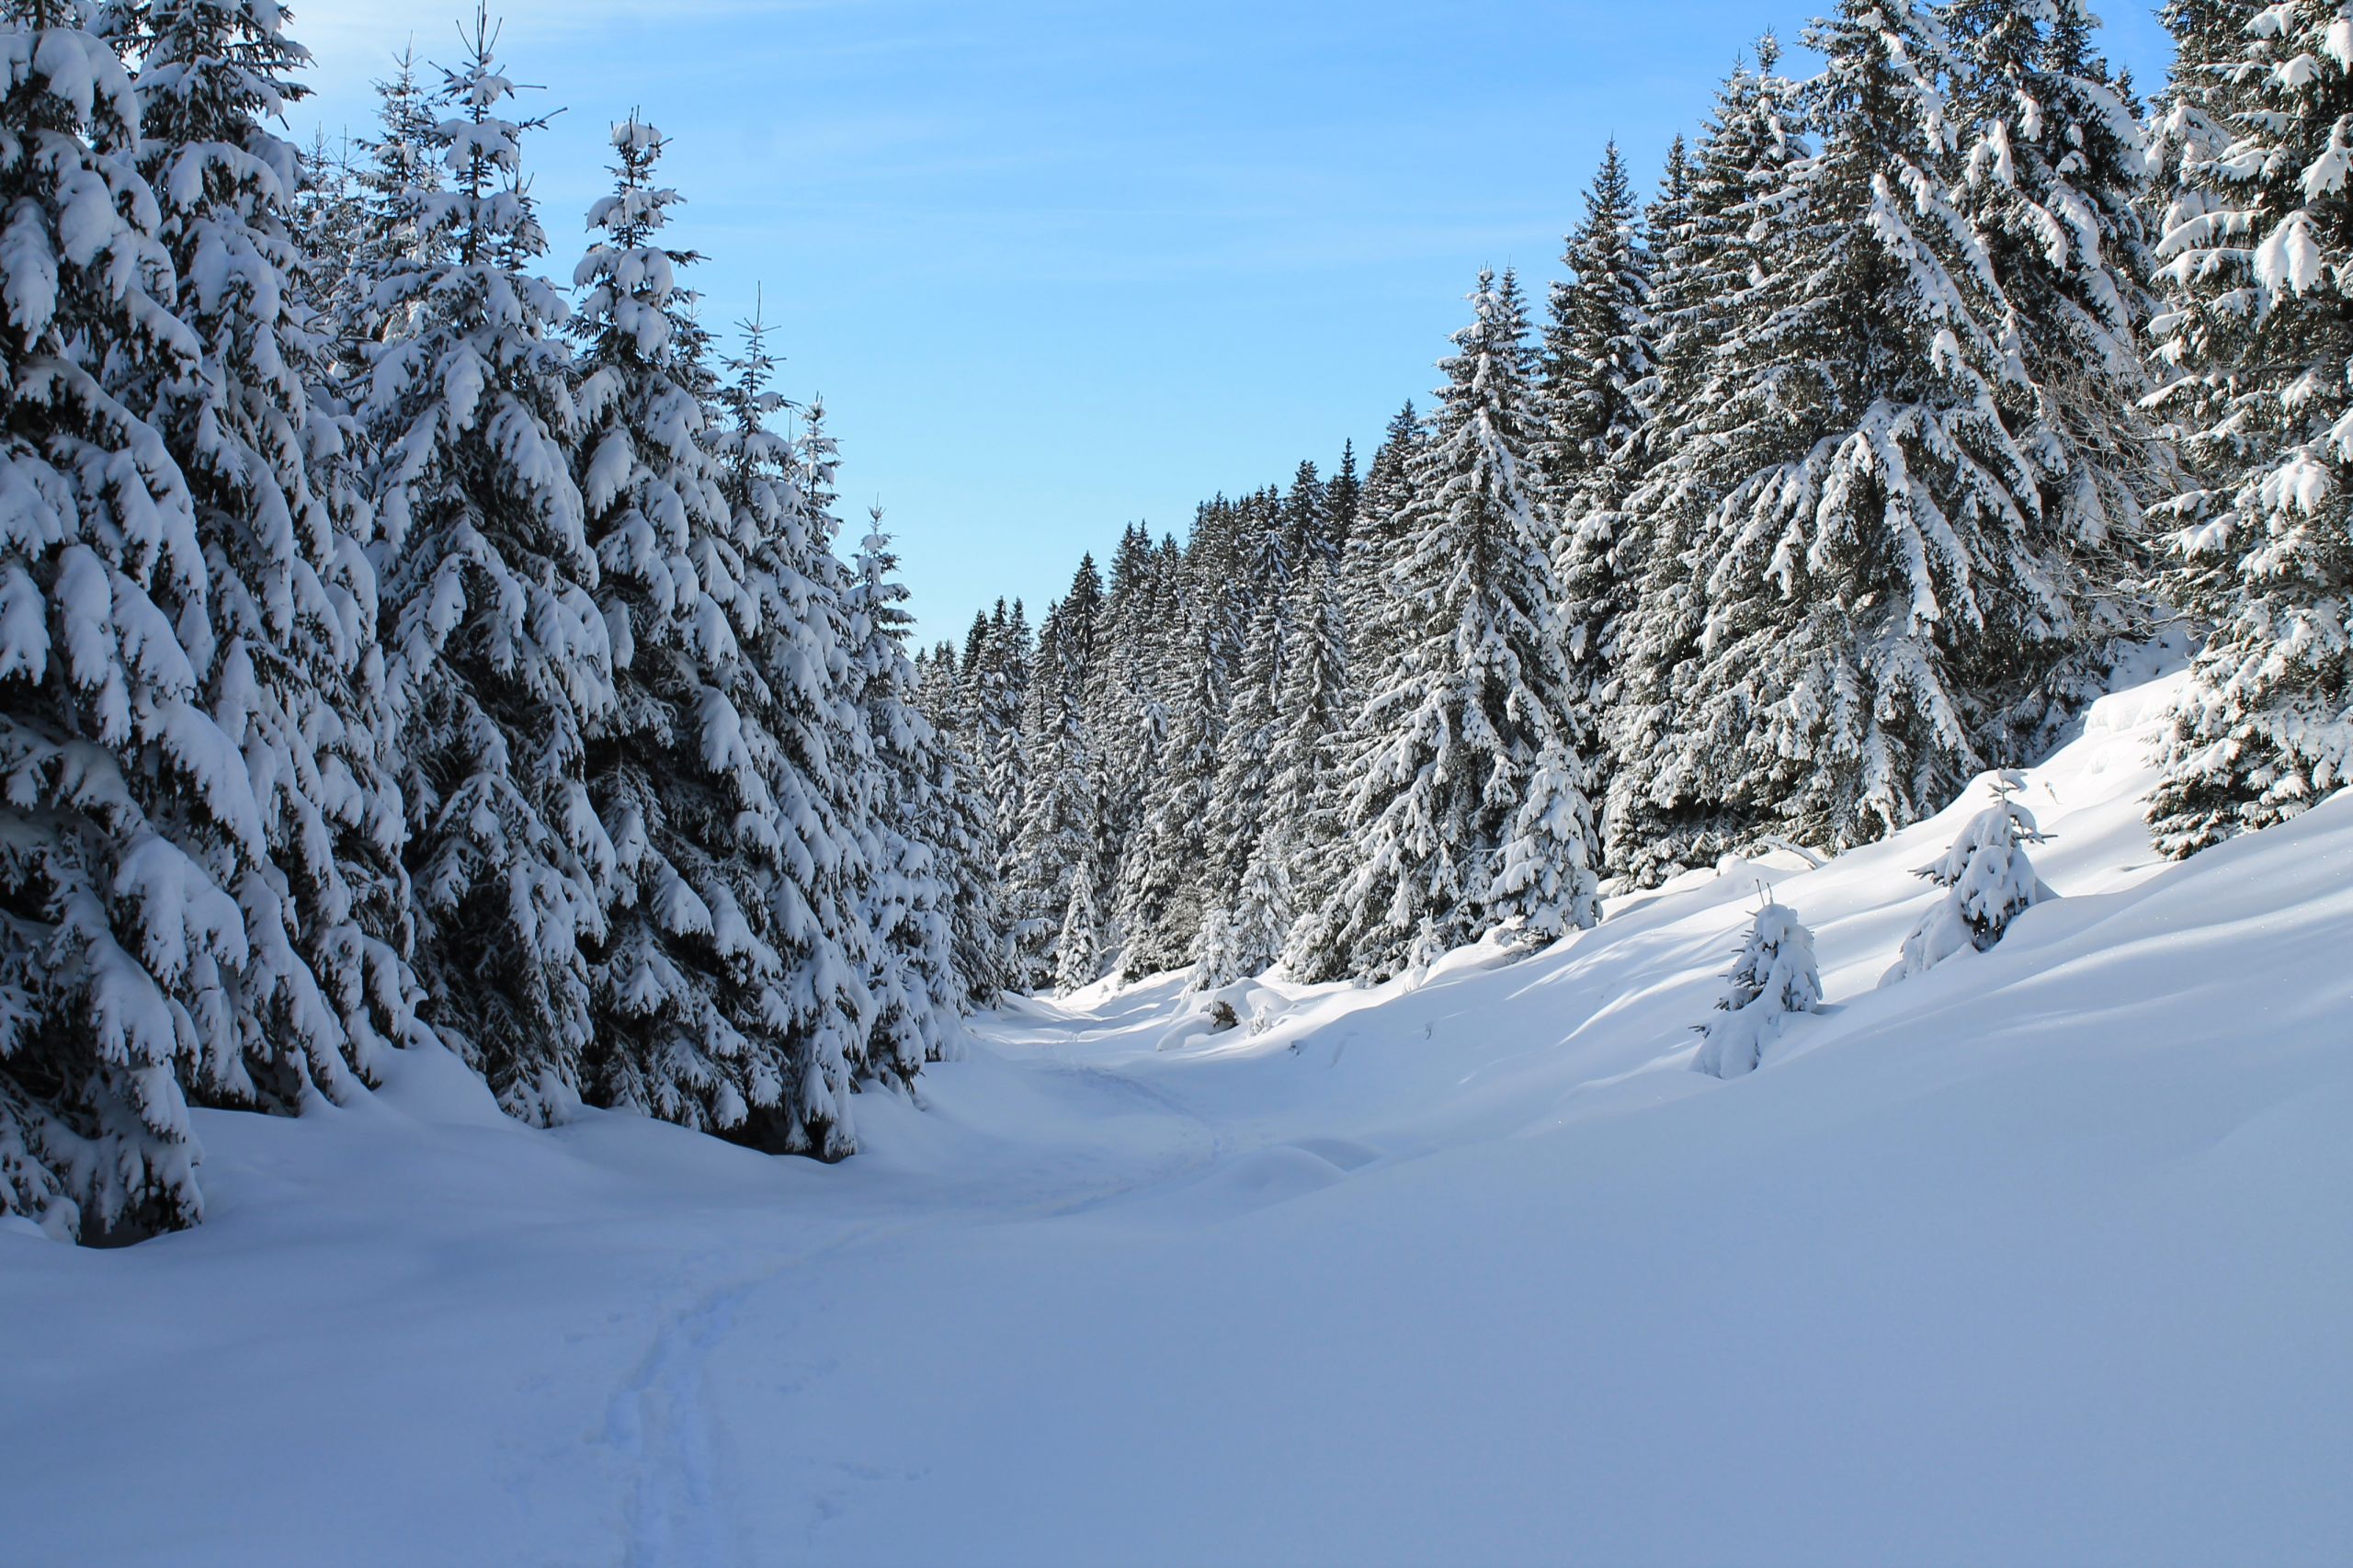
[2,671,2347,1567]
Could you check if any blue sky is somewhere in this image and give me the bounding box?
[292,0,2175,647]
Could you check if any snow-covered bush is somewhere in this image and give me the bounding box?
[1693,901,1822,1078]
[1884,774,2053,983]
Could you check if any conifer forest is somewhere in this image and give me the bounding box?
[1,1,2346,1561]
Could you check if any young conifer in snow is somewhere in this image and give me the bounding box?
[1886,771,2053,981]
[1693,900,1823,1078]
[100,0,426,1110]
[1312,269,1599,982]
[2143,0,2353,855]
[1005,604,1092,989]
[364,19,614,1123]
[0,0,222,1239]
[568,116,787,1131]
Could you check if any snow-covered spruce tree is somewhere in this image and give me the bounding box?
[1626,0,2073,875]
[1116,593,1222,980]
[1543,139,1658,824]
[1081,523,1169,942]
[1203,516,1290,909]
[566,116,786,1131]
[332,46,437,384]
[1949,0,2163,745]
[1265,549,1350,954]
[1541,139,1654,494]
[1286,408,1420,979]
[704,315,870,1154]
[97,0,426,1117]
[1005,601,1091,989]
[1340,402,1424,683]
[1605,43,1810,884]
[1886,770,2052,979]
[1052,847,1101,996]
[1308,269,1599,982]
[364,19,613,1124]
[2144,0,2353,855]
[1692,899,1822,1078]
[847,515,961,1069]
[911,636,1006,1010]
[0,0,230,1239]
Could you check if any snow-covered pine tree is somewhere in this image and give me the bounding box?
[364,17,614,1124]
[1950,0,2162,746]
[1541,139,1654,494]
[1052,847,1101,996]
[1692,900,1822,1077]
[1886,770,2052,979]
[911,633,1005,1009]
[99,0,427,1114]
[705,312,872,1154]
[1343,405,1424,683]
[335,46,438,381]
[847,514,961,1069]
[1116,595,1222,980]
[1266,549,1351,958]
[1328,437,1361,550]
[1081,522,1168,950]
[1203,505,1291,909]
[1308,269,1599,982]
[1543,139,1658,825]
[1005,599,1092,989]
[1624,0,2070,876]
[0,0,224,1239]
[566,116,788,1131]
[1605,44,1810,883]
[2143,0,2353,855]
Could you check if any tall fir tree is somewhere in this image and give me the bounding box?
[2144,0,2353,853]
[0,0,232,1239]
[568,117,791,1132]
[1307,270,1598,982]
[363,17,614,1123]
[100,0,426,1118]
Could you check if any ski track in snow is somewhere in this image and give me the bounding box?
[600,1048,1232,1567]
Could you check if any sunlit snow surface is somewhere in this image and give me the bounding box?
[5,671,2347,1566]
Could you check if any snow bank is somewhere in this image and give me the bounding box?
[1,671,2346,1565]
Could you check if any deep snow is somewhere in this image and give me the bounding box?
[3,671,2347,1566]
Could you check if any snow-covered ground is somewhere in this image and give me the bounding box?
[5,670,2347,1567]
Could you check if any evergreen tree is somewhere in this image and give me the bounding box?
[1308,270,1599,982]
[2144,0,2353,854]
[1052,848,1101,995]
[1693,901,1822,1077]
[1886,771,2052,979]
[1607,43,1810,883]
[1620,0,2072,877]
[1544,139,1659,823]
[0,0,224,1239]
[364,17,613,1123]
[847,514,961,1070]
[706,315,871,1154]
[101,0,426,1114]
[1951,0,2161,744]
[567,117,787,1131]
